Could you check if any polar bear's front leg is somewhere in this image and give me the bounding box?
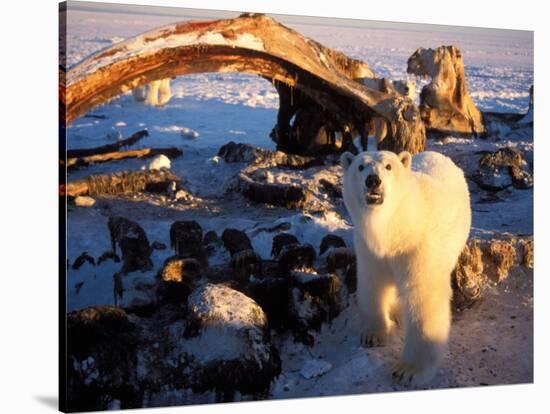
[356,255,397,348]
[393,264,452,385]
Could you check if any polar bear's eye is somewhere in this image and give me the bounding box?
[358,165,364,172]
[385,164,392,171]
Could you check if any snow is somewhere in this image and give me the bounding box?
[300,359,333,379]
[64,3,533,404]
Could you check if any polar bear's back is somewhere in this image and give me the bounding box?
[411,151,471,261]
[412,151,466,190]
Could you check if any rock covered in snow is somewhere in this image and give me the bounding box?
[66,306,141,412]
[147,154,171,170]
[182,283,281,399]
[74,195,96,207]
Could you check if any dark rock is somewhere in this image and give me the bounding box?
[97,251,121,265]
[66,306,141,412]
[519,237,533,268]
[250,221,292,236]
[271,233,299,258]
[326,247,357,293]
[151,241,167,250]
[286,270,343,345]
[217,141,322,169]
[114,271,158,314]
[217,141,269,163]
[221,228,253,256]
[170,220,207,264]
[202,230,221,255]
[159,257,201,283]
[246,276,290,330]
[345,261,357,293]
[157,256,201,303]
[452,239,485,311]
[108,216,153,273]
[230,249,262,281]
[203,230,219,245]
[326,247,355,272]
[182,284,281,399]
[318,178,342,199]
[119,238,154,273]
[236,172,313,210]
[72,252,95,270]
[319,234,346,255]
[510,165,534,189]
[278,243,316,274]
[290,271,340,300]
[260,260,281,279]
[480,147,524,169]
[452,237,526,311]
[473,147,533,191]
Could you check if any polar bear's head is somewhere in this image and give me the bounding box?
[340,150,412,210]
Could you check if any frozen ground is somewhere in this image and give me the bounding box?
[63,4,533,405]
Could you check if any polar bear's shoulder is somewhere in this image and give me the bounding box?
[412,151,455,174]
[411,151,464,186]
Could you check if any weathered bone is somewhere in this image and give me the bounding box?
[62,13,425,154]
[407,45,485,135]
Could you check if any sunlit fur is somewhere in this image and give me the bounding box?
[132,78,172,106]
[341,150,471,385]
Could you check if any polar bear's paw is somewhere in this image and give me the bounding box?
[360,329,389,348]
[391,361,435,386]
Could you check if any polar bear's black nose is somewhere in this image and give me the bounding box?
[366,174,381,189]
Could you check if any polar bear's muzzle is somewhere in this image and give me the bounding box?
[365,174,384,205]
[365,190,384,205]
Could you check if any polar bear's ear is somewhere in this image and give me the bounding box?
[398,151,412,169]
[340,152,355,171]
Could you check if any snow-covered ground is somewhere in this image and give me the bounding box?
[64,3,533,406]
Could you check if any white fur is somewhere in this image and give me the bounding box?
[341,150,471,386]
[132,78,172,106]
[148,154,171,170]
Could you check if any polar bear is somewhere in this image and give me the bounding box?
[340,150,471,385]
[132,78,172,106]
